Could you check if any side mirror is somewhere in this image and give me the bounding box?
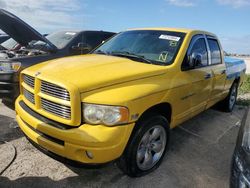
[71,42,91,53]
[188,52,202,68]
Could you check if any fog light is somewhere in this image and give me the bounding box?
[86,151,94,159]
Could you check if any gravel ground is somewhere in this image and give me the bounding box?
[0,99,248,188]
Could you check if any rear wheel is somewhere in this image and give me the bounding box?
[220,82,238,112]
[117,114,169,177]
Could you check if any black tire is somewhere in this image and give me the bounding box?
[117,114,170,177]
[220,82,238,112]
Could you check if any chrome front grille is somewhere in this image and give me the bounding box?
[23,74,35,88]
[22,73,72,120]
[23,88,35,104]
[41,98,71,119]
[41,80,70,101]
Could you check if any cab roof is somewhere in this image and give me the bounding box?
[127,27,217,37]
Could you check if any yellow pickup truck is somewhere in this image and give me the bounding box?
[15,28,246,177]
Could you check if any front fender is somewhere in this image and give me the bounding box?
[80,75,169,123]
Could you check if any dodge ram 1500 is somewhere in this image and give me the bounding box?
[15,28,246,177]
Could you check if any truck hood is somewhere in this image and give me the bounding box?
[0,9,57,50]
[27,54,167,93]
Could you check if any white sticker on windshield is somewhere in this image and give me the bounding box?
[65,32,76,35]
[159,35,180,41]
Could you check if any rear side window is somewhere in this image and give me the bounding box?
[207,38,222,65]
[190,38,208,67]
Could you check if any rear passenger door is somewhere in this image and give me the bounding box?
[206,36,227,102]
[182,35,213,115]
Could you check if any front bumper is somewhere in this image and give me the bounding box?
[16,97,135,164]
[0,72,19,101]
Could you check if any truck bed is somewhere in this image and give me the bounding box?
[224,56,246,79]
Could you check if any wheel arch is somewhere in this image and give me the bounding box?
[136,102,172,125]
[234,76,240,85]
[118,102,172,177]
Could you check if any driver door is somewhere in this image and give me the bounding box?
[182,35,213,116]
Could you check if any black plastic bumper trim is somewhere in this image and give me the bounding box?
[22,118,65,146]
[25,135,109,168]
[19,100,77,130]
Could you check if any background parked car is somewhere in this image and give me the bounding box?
[231,107,250,188]
[0,38,20,52]
[0,9,115,105]
[0,35,48,57]
[0,33,10,44]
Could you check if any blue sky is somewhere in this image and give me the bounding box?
[0,0,250,54]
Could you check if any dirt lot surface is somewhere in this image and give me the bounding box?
[0,100,247,188]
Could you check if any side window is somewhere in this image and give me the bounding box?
[71,33,85,47]
[207,38,222,65]
[85,32,102,50]
[190,38,208,67]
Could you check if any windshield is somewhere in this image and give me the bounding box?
[33,31,78,49]
[94,30,185,65]
[1,38,18,50]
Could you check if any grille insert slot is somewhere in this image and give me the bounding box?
[23,88,35,104]
[19,101,75,130]
[41,98,71,119]
[41,81,70,101]
[23,74,35,88]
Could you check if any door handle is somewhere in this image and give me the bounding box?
[221,70,226,74]
[204,73,212,79]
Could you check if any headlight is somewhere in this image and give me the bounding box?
[83,103,129,126]
[0,62,21,73]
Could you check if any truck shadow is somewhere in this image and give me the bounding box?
[0,107,246,188]
[0,115,23,144]
[2,100,15,110]
[0,162,127,188]
[0,172,125,188]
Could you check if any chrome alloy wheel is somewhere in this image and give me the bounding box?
[229,85,237,110]
[136,125,167,171]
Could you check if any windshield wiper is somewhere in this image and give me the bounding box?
[94,50,108,55]
[110,51,152,64]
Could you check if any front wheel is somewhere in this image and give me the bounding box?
[220,82,238,112]
[117,115,169,177]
